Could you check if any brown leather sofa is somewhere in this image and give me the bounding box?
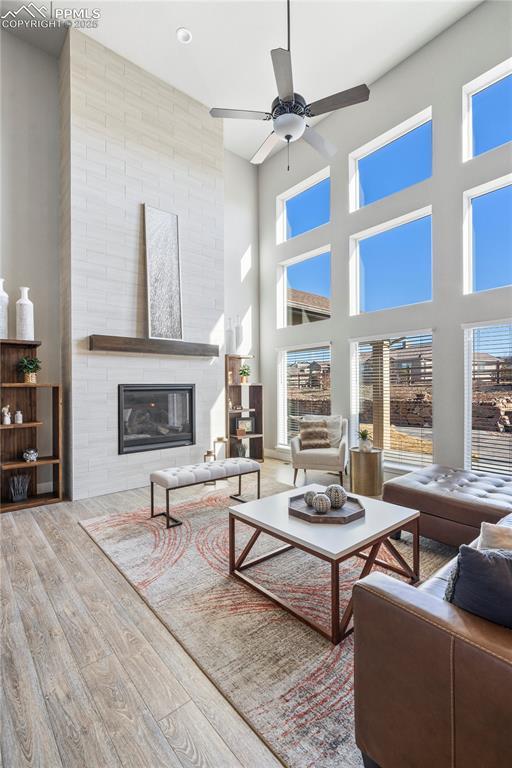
[353,511,512,768]
[383,464,512,546]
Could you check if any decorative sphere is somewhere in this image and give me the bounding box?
[312,493,331,514]
[325,484,348,510]
[304,490,316,507]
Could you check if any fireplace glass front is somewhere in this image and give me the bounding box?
[118,384,195,454]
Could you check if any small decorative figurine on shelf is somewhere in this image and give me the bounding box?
[17,356,42,384]
[239,363,251,384]
[23,448,38,463]
[14,409,23,424]
[2,404,12,425]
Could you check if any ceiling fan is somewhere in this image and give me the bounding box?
[209,0,370,167]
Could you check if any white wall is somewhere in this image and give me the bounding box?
[1,30,60,473]
[224,149,260,378]
[258,1,512,468]
[60,31,225,500]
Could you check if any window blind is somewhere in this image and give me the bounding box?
[353,332,433,467]
[466,323,512,475]
[278,346,331,445]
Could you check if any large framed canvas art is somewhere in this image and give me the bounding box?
[144,204,183,340]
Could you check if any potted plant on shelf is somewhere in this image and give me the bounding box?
[239,363,251,384]
[17,356,42,384]
[358,428,373,452]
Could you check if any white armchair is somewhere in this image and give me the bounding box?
[291,415,348,485]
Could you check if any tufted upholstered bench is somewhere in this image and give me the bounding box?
[150,458,261,528]
[382,464,512,546]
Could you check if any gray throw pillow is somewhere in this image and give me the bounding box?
[445,545,512,629]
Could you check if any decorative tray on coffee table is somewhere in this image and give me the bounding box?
[288,492,365,524]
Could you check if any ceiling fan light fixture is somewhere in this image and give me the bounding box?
[273,112,305,142]
[176,27,192,44]
[208,0,369,166]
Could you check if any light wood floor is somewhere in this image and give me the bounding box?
[1,459,333,768]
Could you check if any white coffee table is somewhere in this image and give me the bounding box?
[229,484,420,644]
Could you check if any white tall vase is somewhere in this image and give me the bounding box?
[16,287,34,340]
[234,314,243,351]
[0,279,8,339]
[225,318,235,354]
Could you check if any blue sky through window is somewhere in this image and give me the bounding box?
[281,74,509,312]
[359,216,432,313]
[358,121,432,207]
[472,184,512,292]
[472,73,512,156]
[287,251,330,297]
[285,177,330,239]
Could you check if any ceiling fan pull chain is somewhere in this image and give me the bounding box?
[287,137,290,171]
[287,0,291,52]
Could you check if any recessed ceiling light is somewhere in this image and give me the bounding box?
[176,27,192,45]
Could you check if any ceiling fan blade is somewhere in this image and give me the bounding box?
[250,132,281,165]
[209,108,271,121]
[307,84,370,117]
[271,48,294,102]
[302,126,338,160]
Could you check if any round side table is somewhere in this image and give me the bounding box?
[350,447,383,497]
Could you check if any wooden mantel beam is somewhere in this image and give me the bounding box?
[89,335,219,357]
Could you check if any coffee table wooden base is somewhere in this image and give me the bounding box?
[228,513,420,644]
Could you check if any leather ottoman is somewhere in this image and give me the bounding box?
[382,464,512,546]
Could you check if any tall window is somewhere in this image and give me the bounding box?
[350,208,432,315]
[276,169,330,243]
[278,346,331,445]
[463,176,512,294]
[281,250,331,327]
[463,59,512,160]
[352,333,433,467]
[349,108,432,211]
[465,323,512,475]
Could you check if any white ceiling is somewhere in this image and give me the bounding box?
[10,0,479,159]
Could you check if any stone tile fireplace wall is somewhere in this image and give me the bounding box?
[59,31,224,500]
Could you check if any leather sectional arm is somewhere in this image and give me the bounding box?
[353,573,512,768]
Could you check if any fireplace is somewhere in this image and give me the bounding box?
[118,384,195,454]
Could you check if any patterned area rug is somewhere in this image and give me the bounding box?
[80,478,454,768]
